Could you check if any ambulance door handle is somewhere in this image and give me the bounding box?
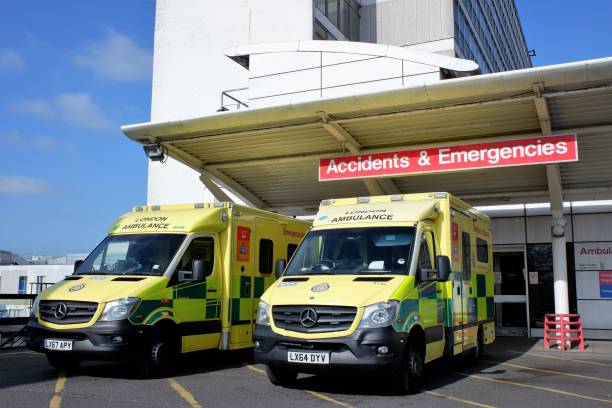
[456,286,461,295]
[245,280,252,296]
[469,287,472,295]
[207,289,217,293]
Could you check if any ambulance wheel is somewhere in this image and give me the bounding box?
[266,365,298,387]
[139,332,177,378]
[394,343,423,395]
[46,353,81,371]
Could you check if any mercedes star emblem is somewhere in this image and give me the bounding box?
[300,307,318,328]
[54,303,68,320]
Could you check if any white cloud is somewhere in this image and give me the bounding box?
[0,175,52,195]
[0,50,25,72]
[73,28,152,82]
[0,131,76,153]
[12,93,113,132]
[55,92,113,131]
[12,99,56,119]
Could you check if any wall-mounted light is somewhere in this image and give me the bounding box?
[551,218,566,237]
[143,144,167,162]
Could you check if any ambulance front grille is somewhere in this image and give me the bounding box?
[272,305,357,333]
[39,300,98,324]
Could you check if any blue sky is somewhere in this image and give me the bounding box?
[0,1,611,257]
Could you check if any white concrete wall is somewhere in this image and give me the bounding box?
[360,0,454,50]
[248,50,440,109]
[148,0,313,205]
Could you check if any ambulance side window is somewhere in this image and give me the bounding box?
[176,237,215,278]
[417,232,436,271]
[462,232,471,280]
[259,239,274,274]
[476,238,488,263]
[287,244,298,262]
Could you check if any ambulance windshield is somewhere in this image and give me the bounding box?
[75,233,185,276]
[285,227,416,276]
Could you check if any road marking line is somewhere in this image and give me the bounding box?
[243,364,354,408]
[483,359,612,383]
[0,351,38,357]
[243,363,265,375]
[304,390,354,408]
[506,350,609,367]
[168,378,203,408]
[422,390,497,408]
[49,371,66,408]
[454,371,612,404]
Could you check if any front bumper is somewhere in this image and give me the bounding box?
[26,318,149,361]
[254,324,407,374]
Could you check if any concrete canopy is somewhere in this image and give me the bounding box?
[122,57,612,214]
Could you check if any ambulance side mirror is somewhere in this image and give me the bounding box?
[192,259,206,282]
[73,260,83,274]
[436,255,451,281]
[275,259,286,279]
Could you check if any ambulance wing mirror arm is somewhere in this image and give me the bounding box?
[435,255,451,282]
[275,259,286,279]
[73,260,83,274]
[192,259,206,282]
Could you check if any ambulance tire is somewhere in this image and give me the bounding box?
[46,353,82,371]
[470,326,484,361]
[266,365,298,387]
[139,331,177,378]
[394,342,424,395]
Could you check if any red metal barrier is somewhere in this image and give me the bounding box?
[543,314,585,351]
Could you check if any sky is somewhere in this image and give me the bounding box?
[0,1,611,257]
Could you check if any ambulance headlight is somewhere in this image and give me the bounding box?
[99,298,140,321]
[256,301,270,326]
[31,296,40,318]
[358,300,399,329]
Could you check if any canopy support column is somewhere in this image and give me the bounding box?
[199,172,234,203]
[535,83,570,314]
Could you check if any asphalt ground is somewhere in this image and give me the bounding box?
[1,337,611,408]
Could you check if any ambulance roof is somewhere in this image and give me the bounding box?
[108,202,306,235]
[313,193,488,227]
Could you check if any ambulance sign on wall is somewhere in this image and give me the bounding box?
[575,243,612,299]
[319,134,578,181]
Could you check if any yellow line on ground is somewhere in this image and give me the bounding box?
[168,378,203,408]
[454,371,612,404]
[304,390,354,408]
[483,359,612,383]
[422,390,497,408]
[243,364,354,408]
[243,363,265,375]
[506,350,609,367]
[48,371,66,408]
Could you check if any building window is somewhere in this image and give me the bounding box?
[476,238,489,263]
[313,0,360,41]
[35,276,45,294]
[259,239,274,274]
[18,276,27,294]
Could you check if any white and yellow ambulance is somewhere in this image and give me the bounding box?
[254,193,494,393]
[26,202,309,376]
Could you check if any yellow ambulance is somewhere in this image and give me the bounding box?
[254,192,494,393]
[26,202,309,376]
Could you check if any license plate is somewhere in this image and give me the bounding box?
[287,350,330,364]
[44,339,73,351]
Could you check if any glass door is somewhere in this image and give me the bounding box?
[493,246,530,336]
